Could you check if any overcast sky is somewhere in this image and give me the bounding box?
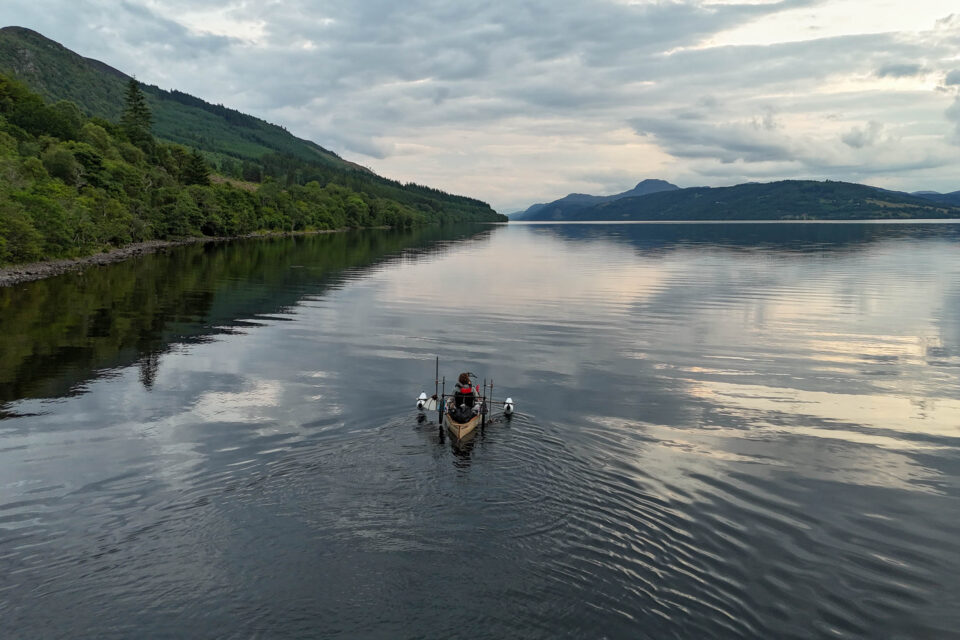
[5,0,960,211]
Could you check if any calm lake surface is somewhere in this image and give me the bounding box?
[2,222,959,639]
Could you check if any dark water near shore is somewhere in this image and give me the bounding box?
[2,222,960,639]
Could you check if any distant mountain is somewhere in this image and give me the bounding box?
[617,179,681,198]
[573,180,960,221]
[512,179,679,220]
[911,190,960,207]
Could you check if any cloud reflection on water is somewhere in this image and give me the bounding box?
[369,223,960,496]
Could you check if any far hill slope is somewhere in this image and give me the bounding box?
[912,190,960,207]
[582,180,960,221]
[513,179,678,220]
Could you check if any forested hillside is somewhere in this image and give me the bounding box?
[0,26,504,213]
[0,72,503,266]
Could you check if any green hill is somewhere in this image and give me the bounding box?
[0,26,505,225]
[0,26,354,171]
[519,180,960,221]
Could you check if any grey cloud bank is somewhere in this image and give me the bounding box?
[875,63,925,78]
[4,1,960,211]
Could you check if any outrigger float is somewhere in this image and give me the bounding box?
[417,357,514,439]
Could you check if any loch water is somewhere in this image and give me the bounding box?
[1,222,959,639]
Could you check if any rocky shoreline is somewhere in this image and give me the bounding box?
[0,230,342,287]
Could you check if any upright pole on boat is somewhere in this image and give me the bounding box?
[482,378,487,427]
[439,376,445,425]
[490,379,494,425]
[434,356,439,400]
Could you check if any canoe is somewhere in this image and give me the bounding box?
[443,411,483,439]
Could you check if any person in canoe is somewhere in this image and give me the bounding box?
[449,372,478,421]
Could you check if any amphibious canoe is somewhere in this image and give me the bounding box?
[417,358,512,439]
[443,411,483,439]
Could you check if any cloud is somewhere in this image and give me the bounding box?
[935,13,960,29]
[116,1,236,53]
[841,121,884,149]
[945,70,960,86]
[629,114,794,164]
[875,63,925,78]
[629,99,953,187]
[947,96,960,144]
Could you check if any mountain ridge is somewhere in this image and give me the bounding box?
[511,178,679,220]
[910,190,960,207]
[513,178,960,221]
[592,180,960,220]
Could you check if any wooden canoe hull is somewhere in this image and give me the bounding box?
[443,412,482,439]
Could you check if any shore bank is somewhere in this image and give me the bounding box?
[0,230,342,287]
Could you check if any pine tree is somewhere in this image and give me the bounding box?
[182,150,210,186]
[121,78,152,149]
